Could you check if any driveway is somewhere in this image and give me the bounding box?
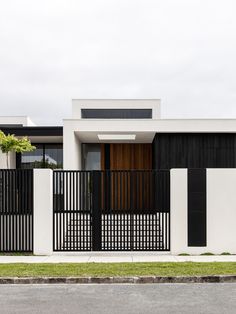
[0,283,235,314]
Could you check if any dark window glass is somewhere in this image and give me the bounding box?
[19,144,63,169]
[81,109,152,119]
[44,144,63,169]
[82,144,101,170]
[20,145,44,169]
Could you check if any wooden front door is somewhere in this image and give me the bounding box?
[101,144,152,170]
[109,144,152,170]
[101,144,153,212]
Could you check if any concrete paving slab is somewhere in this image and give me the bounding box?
[175,255,236,263]
[132,255,178,262]
[44,255,91,263]
[0,254,235,264]
[88,256,133,263]
[0,256,48,264]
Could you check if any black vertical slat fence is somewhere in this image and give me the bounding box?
[101,170,170,251]
[53,170,170,251]
[0,169,33,252]
[53,171,92,251]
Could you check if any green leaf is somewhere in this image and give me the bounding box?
[0,130,36,154]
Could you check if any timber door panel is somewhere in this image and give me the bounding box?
[105,144,152,212]
[109,144,152,170]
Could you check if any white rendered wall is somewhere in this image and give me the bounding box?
[63,120,81,170]
[63,118,236,144]
[0,151,16,169]
[30,168,236,255]
[33,169,53,255]
[207,169,236,254]
[171,168,236,255]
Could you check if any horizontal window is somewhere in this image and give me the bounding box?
[17,144,63,169]
[81,109,152,119]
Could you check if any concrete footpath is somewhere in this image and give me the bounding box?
[0,253,236,263]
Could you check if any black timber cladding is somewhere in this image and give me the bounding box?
[81,109,152,119]
[152,133,236,170]
[188,169,206,246]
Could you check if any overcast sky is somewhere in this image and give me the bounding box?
[0,0,236,125]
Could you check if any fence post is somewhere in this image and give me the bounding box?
[170,169,188,255]
[92,171,102,251]
[33,169,53,255]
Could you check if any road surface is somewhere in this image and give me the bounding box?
[0,283,235,314]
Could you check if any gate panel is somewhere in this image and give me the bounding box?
[53,170,170,251]
[53,171,92,251]
[0,169,33,252]
[101,171,170,251]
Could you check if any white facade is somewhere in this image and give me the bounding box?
[64,99,161,169]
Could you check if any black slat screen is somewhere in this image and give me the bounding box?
[188,169,206,246]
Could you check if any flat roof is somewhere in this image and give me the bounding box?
[0,126,63,137]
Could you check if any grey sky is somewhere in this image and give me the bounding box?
[0,0,236,125]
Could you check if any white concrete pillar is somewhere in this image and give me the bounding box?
[170,169,188,255]
[33,169,53,255]
[0,151,16,169]
[171,169,211,255]
[207,169,236,254]
[171,168,236,255]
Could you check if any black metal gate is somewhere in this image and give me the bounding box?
[0,169,33,252]
[53,170,170,251]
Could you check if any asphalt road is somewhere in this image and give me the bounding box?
[0,283,235,314]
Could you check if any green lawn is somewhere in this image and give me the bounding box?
[0,262,235,277]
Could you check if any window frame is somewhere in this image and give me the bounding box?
[16,143,63,169]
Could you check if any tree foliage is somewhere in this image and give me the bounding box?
[0,131,36,168]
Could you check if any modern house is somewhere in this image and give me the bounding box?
[1,99,236,254]
[2,99,236,171]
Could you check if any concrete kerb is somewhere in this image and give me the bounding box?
[0,275,236,284]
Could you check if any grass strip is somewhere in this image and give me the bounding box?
[0,262,235,277]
